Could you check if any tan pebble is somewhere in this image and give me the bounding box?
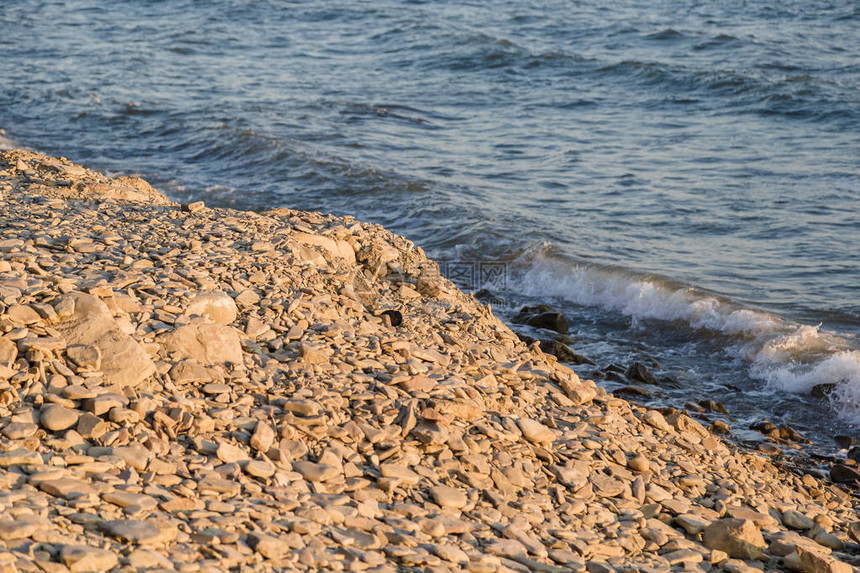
[39,404,80,432]
[217,442,249,464]
[60,545,118,572]
[429,485,468,509]
[627,452,649,473]
[516,418,557,443]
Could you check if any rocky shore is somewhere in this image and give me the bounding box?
[0,148,858,573]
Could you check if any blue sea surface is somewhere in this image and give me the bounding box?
[1,0,859,449]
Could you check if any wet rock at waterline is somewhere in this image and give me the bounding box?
[512,304,569,333]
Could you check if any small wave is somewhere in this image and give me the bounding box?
[334,101,439,128]
[506,244,860,422]
[646,28,684,41]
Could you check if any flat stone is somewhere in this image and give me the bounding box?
[429,485,468,509]
[197,474,241,496]
[675,513,709,535]
[102,491,158,510]
[17,336,65,352]
[0,520,38,540]
[161,323,243,366]
[217,442,249,464]
[202,382,231,394]
[103,519,166,544]
[591,474,626,498]
[662,548,703,566]
[0,447,42,467]
[380,463,421,485]
[60,545,118,572]
[244,459,276,478]
[6,304,41,325]
[400,375,437,392]
[2,422,38,440]
[293,460,340,482]
[127,549,173,569]
[283,399,320,417]
[81,392,127,416]
[783,509,815,530]
[38,478,95,500]
[551,462,589,489]
[516,418,557,443]
[40,404,80,431]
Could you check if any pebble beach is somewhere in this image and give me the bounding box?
[1,148,859,573]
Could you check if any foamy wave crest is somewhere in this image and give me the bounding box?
[753,351,860,422]
[509,246,782,338]
[507,244,860,422]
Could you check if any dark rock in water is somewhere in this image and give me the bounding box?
[830,463,860,484]
[379,309,403,327]
[811,383,837,399]
[625,362,658,385]
[604,371,628,384]
[474,288,506,306]
[750,420,777,434]
[684,402,706,413]
[835,436,857,448]
[658,375,681,388]
[758,442,781,455]
[698,400,728,414]
[750,420,781,439]
[847,446,860,462]
[710,420,731,435]
[538,340,596,365]
[778,425,806,442]
[612,386,651,399]
[511,305,569,334]
[515,332,536,345]
[605,364,626,374]
[590,370,606,380]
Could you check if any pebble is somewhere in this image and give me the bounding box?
[516,418,557,443]
[429,485,468,509]
[60,545,119,572]
[39,404,80,431]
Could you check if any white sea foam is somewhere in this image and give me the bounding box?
[0,131,18,150]
[509,247,782,338]
[506,245,860,422]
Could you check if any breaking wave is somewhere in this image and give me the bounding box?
[507,244,860,423]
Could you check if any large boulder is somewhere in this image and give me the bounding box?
[702,518,766,560]
[512,305,569,334]
[160,324,243,366]
[185,291,238,325]
[54,293,155,387]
